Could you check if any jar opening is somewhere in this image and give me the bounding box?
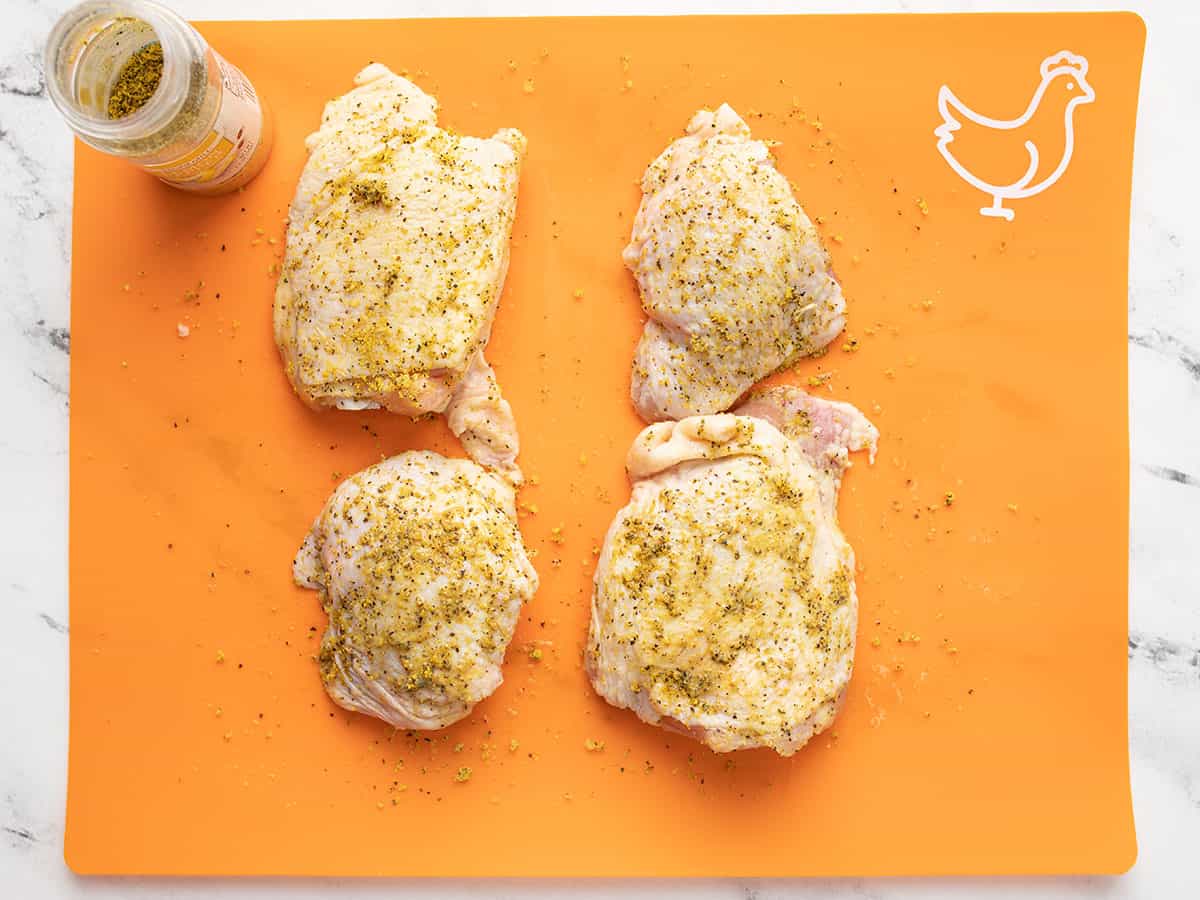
[45,1,190,141]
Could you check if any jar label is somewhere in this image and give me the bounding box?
[142,52,264,189]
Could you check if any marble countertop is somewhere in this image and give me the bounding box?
[2,0,1196,896]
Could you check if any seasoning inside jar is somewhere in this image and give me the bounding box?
[106,40,163,119]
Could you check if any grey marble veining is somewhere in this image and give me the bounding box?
[1,0,1197,897]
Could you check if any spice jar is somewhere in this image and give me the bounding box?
[45,0,273,194]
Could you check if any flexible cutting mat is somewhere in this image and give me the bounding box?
[66,14,1144,877]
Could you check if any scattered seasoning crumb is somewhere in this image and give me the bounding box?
[947,645,959,655]
[507,60,518,71]
[832,233,845,243]
[122,283,131,292]
[528,474,540,486]
[528,647,543,662]
[453,742,464,753]
[852,254,861,264]
[944,491,956,507]
[215,650,225,663]
[522,78,535,94]
[454,766,472,783]
[176,323,190,338]
[921,298,935,311]
[806,373,832,388]
[585,738,605,752]
[1007,503,1019,513]
[223,731,233,742]
[870,637,881,648]
[841,338,859,353]
[572,288,585,300]
[623,79,634,91]
[214,707,223,717]
[509,738,519,752]
[917,197,930,215]
[254,227,265,236]
[550,525,565,544]
[578,453,589,465]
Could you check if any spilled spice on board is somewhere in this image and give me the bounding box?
[107,41,164,119]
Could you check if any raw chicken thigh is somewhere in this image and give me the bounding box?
[587,386,876,755]
[274,64,526,482]
[624,104,846,422]
[294,452,538,729]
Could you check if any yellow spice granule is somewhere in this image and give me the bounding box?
[215,650,225,663]
[529,648,543,662]
[455,766,472,783]
[522,78,535,94]
[584,738,605,752]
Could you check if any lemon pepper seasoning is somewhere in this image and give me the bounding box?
[106,40,163,119]
[46,1,273,194]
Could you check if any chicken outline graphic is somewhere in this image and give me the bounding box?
[935,50,1095,220]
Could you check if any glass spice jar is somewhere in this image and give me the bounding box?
[45,0,273,194]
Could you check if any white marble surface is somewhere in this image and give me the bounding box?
[1,0,1196,896]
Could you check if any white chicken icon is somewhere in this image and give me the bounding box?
[935,51,1095,220]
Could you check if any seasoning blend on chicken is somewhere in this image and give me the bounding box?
[274,64,527,482]
[624,104,846,422]
[295,452,538,729]
[587,387,876,755]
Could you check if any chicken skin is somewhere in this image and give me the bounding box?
[294,452,538,730]
[624,104,846,422]
[274,64,526,482]
[587,387,876,755]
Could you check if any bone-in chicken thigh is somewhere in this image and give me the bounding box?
[624,104,846,422]
[587,387,876,755]
[294,452,538,729]
[274,64,526,481]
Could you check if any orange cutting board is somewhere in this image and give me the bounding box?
[66,14,1144,876]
